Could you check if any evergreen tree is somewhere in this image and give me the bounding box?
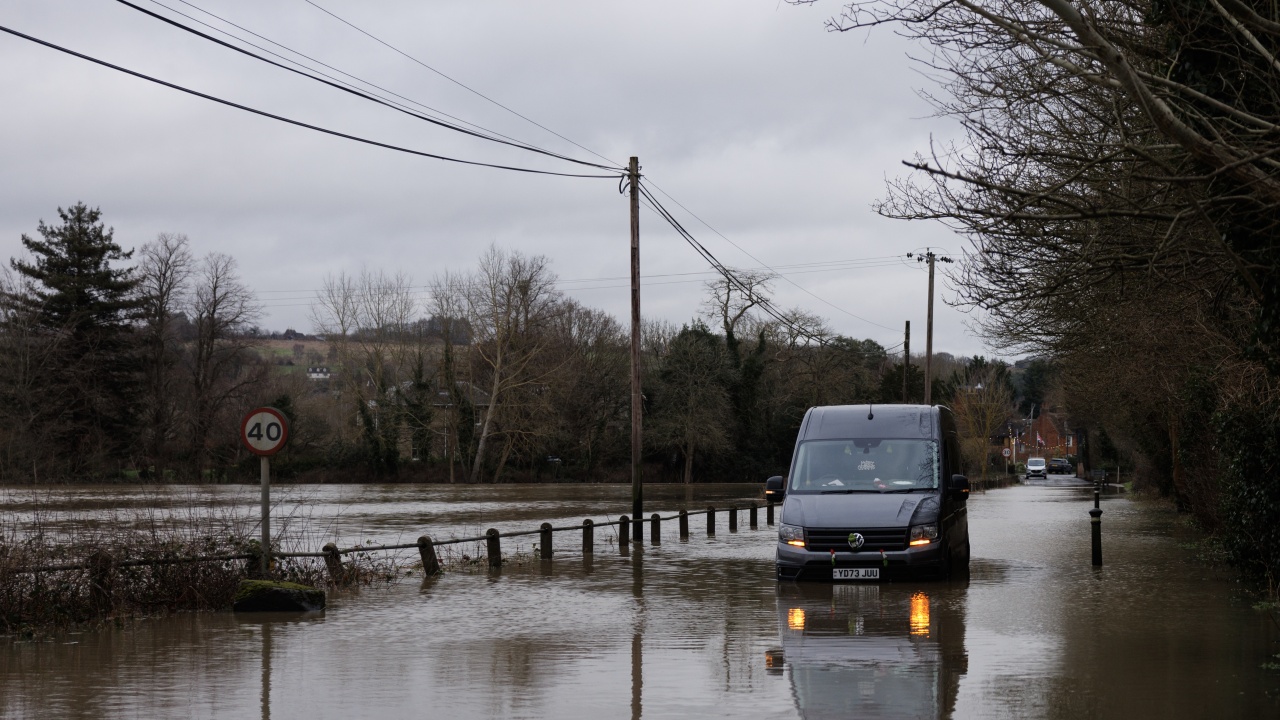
[8,203,142,469]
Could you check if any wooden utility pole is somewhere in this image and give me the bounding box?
[924,253,935,406]
[913,250,950,405]
[902,320,910,403]
[628,156,643,541]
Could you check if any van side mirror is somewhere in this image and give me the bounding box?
[764,476,786,503]
[950,474,970,499]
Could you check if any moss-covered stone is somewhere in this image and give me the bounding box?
[232,579,325,613]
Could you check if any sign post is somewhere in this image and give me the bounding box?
[241,407,290,576]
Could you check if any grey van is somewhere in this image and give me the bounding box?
[766,404,971,581]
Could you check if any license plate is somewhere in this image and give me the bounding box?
[833,567,879,580]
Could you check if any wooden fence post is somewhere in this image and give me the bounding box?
[707,506,716,536]
[418,536,440,576]
[583,519,594,555]
[88,550,115,613]
[322,542,345,583]
[619,515,630,552]
[540,523,553,560]
[650,513,661,545]
[767,502,774,526]
[679,510,689,540]
[750,503,758,529]
[486,528,502,568]
[729,505,738,532]
[245,544,264,579]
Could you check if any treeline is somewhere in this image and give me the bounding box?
[1,203,1025,485]
[813,0,1280,590]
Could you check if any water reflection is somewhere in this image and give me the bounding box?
[630,542,644,720]
[231,613,325,720]
[774,582,967,719]
[261,622,271,720]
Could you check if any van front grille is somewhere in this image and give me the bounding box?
[806,527,907,553]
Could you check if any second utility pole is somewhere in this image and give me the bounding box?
[902,320,910,403]
[924,253,935,405]
[629,156,643,541]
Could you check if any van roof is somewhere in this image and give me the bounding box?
[800,404,939,441]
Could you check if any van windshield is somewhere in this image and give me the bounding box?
[789,439,938,494]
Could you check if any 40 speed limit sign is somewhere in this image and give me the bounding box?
[241,407,289,456]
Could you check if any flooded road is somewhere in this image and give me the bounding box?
[2,483,1277,719]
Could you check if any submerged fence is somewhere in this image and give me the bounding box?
[7,503,779,585]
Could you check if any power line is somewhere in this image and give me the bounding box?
[636,182,852,347]
[0,23,622,179]
[115,0,623,173]
[643,179,900,332]
[161,0,551,155]
[303,0,622,170]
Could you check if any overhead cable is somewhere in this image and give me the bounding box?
[643,179,899,332]
[115,0,623,173]
[161,0,547,154]
[303,0,622,169]
[0,24,622,179]
[636,184,841,347]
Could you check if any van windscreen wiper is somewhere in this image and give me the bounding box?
[819,489,881,494]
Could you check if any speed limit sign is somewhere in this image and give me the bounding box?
[241,407,289,456]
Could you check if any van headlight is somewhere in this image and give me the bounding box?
[909,523,938,546]
[779,523,806,547]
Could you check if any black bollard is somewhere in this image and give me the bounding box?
[767,502,775,526]
[582,519,594,555]
[619,515,630,552]
[707,506,716,536]
[749,503,758,529]
[1090,482,1103,566]
[418,536,440,576]
[729,505,738,532]
[679,510,689,540]
[486,528,502,568]
[650,513,661,545]
[540,522,553,560]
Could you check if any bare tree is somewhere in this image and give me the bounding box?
[797,0,1279,363]
[702,269,776,338]
[136,233,192,478]
[427,270,473,482]
[463,246,561,483]
[311,269,422,474]
[186,252,262,475]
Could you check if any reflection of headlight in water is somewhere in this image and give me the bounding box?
[788,607,806,630]
[910,592,930,636]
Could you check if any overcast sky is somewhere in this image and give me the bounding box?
[1,0,991,357]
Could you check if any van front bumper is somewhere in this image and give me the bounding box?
[775,541,947,581]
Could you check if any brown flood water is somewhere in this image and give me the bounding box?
[2,483,1277,719]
